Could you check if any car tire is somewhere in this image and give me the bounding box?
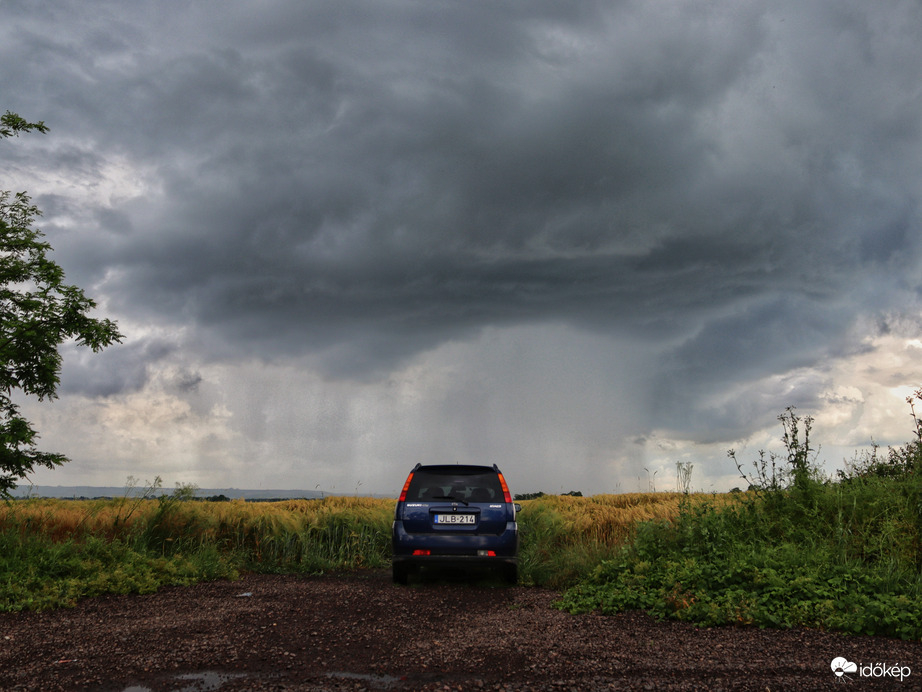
[392,562,409,585]
[502,563,518,585]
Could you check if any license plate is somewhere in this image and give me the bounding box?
[434,514,475,524]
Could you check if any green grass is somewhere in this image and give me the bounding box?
[516,498,622,588]
[0,485,693,612]
[0,494,395,612]
[0,531,240,611]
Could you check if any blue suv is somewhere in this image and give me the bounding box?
[392,464,520,584]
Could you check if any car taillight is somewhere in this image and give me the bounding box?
[497,472,513,504]
[412,549,431,556]
[398,472,414,502]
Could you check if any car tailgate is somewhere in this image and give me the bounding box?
[400,502,509,534]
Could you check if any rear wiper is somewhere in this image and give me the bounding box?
[433,495,468,505]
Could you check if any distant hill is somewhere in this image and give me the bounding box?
[9,485,326,501]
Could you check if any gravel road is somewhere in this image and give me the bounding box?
[1,570,920,691]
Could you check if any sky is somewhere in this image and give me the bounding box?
[2,0,922,496]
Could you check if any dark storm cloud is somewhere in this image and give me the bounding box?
[59,337,177,398]
[4,1,922,402]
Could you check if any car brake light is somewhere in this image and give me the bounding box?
[412,549,431,556]
[398,472,414,502]
[497,472,513,504]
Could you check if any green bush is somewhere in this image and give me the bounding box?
[557,405,922,640]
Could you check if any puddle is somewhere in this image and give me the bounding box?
[123,670,247,692]
[326,671,403,689]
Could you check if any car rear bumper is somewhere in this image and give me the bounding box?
[392,521,519,560]
[392,553,518,568]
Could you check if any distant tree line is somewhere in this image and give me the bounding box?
[514,490,582,500]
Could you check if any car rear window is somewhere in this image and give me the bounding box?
[406,466,504,503]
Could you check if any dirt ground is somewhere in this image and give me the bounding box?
[1,570,920,691]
